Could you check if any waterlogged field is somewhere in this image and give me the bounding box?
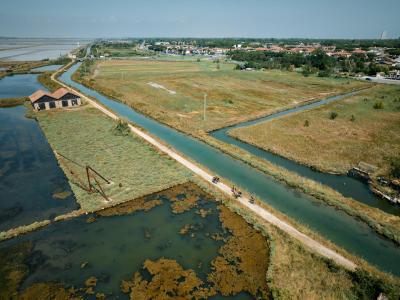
[0,183,270,299]
[36,106,192,211]
[2,182,398,299]
[79,59,368,133]
[230,85,400,177]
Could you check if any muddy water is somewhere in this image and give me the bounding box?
[0,74,78,231]
[60,63,400,276]
[0,188,254,299]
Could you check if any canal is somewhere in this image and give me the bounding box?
[59,63,400,276]
[210,92,400,216]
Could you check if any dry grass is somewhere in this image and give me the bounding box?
[36,106,192,210]
[80,59,368,134]
[231,85,400,176]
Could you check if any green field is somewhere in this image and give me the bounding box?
[37,106,192,210]
[230,85,400,177]
[80,59,368,134]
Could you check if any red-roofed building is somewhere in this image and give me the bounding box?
[29,88,81,111]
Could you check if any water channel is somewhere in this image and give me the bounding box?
[60,63,400,276]
[211,92,400,216]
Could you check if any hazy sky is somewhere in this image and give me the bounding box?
[1,0,399,39]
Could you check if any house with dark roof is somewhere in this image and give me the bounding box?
[29,88,81,110]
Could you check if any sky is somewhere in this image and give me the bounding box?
[0,0,399,39]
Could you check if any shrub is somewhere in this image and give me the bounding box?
[373,101,384,109]
[390,158,400,178]
[350,115,356,122]
[329,112,338,120]
[304,120,310,127]
[350,269,399,300]
[112,119,130,136]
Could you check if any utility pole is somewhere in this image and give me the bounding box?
[203,93,207,121]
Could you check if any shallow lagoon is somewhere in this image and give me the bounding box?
[0,72,78,232]
[0,73,45,99]
[0,106,79,232]
[0,183,264,299]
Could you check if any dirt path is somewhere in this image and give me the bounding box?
[52,62,357,271]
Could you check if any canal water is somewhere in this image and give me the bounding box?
[0,75,78,232]
[210,94,400,216]
[0,187,254,299]
[61,62,400,276]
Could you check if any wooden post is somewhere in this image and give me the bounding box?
[86,165,92,192]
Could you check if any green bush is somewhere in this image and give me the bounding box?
[350,269,399,300]
[112,119,130,136]
[390,158,400,178]
[373,101,384,109]
[329,112,338,120]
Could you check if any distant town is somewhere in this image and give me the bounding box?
[81,38,400,81]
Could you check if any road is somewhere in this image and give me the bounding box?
[52,61,357,271]
[359,76,400,85]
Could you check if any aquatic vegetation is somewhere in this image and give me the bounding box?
[2,182,271,298]
[208,205,270,298]
[17,283,81,300]
[96,196,162,217]
[163,182,205,213]
[52,190,72,200]
[121,258,215,299]
[0,243,32,299]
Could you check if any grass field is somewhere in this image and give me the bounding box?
[230,84,400,177]
[80,59,368,134]
[36,106,192,210]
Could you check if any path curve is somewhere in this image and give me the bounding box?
[52,61,357,271]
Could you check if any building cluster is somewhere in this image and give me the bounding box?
[143,40,400,68]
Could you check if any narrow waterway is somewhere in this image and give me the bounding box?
[211,92,400,216]
[0,74,79,232]
[61,63,400,276]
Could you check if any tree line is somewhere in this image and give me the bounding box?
[228,49,389,77]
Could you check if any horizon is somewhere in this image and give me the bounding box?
[1,0,399,39]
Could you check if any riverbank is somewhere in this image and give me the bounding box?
[0,96,27,107]
[70,61,400,246]
[202,134,400,244]
[230,84,400,179]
